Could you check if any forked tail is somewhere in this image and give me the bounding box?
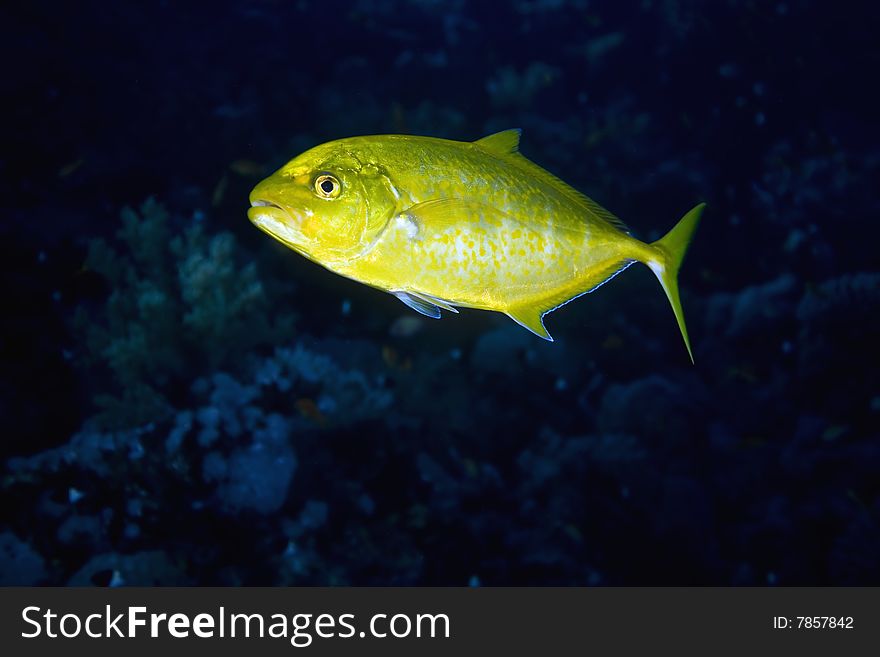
[645,203,705,363]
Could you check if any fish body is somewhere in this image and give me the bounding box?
[248,130,704,360]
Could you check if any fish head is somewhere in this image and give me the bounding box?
[248,140,398,264]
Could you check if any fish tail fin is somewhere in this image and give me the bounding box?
[645,203,705,363]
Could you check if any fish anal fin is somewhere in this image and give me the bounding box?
[506,306,553,342]
[393,291,442,319]
[582,258,636,294]
[506,258,636,341]
[474,128,522,155]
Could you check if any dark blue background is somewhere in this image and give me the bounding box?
[1,0,878,585]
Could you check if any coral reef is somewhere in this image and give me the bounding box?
[75,199,294,428]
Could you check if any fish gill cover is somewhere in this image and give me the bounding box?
[0,0,878,586]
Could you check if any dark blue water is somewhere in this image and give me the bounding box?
[1,0,878,585]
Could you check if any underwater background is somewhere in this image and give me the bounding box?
[1,0,878,586]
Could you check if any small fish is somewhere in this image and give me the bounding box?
[248,130,704,360]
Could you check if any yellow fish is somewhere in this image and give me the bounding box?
[248,130,705,361]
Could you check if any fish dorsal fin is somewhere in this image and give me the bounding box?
[474,129,522,155]
[509,154,630,234]
[476,129,630,235]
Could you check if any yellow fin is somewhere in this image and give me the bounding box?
[506,258,635,342]
[646,203,706,363]
[506,306,553,342]
[474,128,522,155]
[475,129,629,234]
[403,198,509,229]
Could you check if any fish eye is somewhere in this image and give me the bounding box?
[314,174,341,199]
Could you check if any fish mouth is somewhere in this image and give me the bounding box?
[247,200,310,252]
[247,199,290,228]
[250,199,282,209]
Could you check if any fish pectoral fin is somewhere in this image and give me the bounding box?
[506,305,553,342]
[393,291,443,319]
[404,198,507,229]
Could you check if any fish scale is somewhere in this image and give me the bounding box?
[248,129,705,361]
